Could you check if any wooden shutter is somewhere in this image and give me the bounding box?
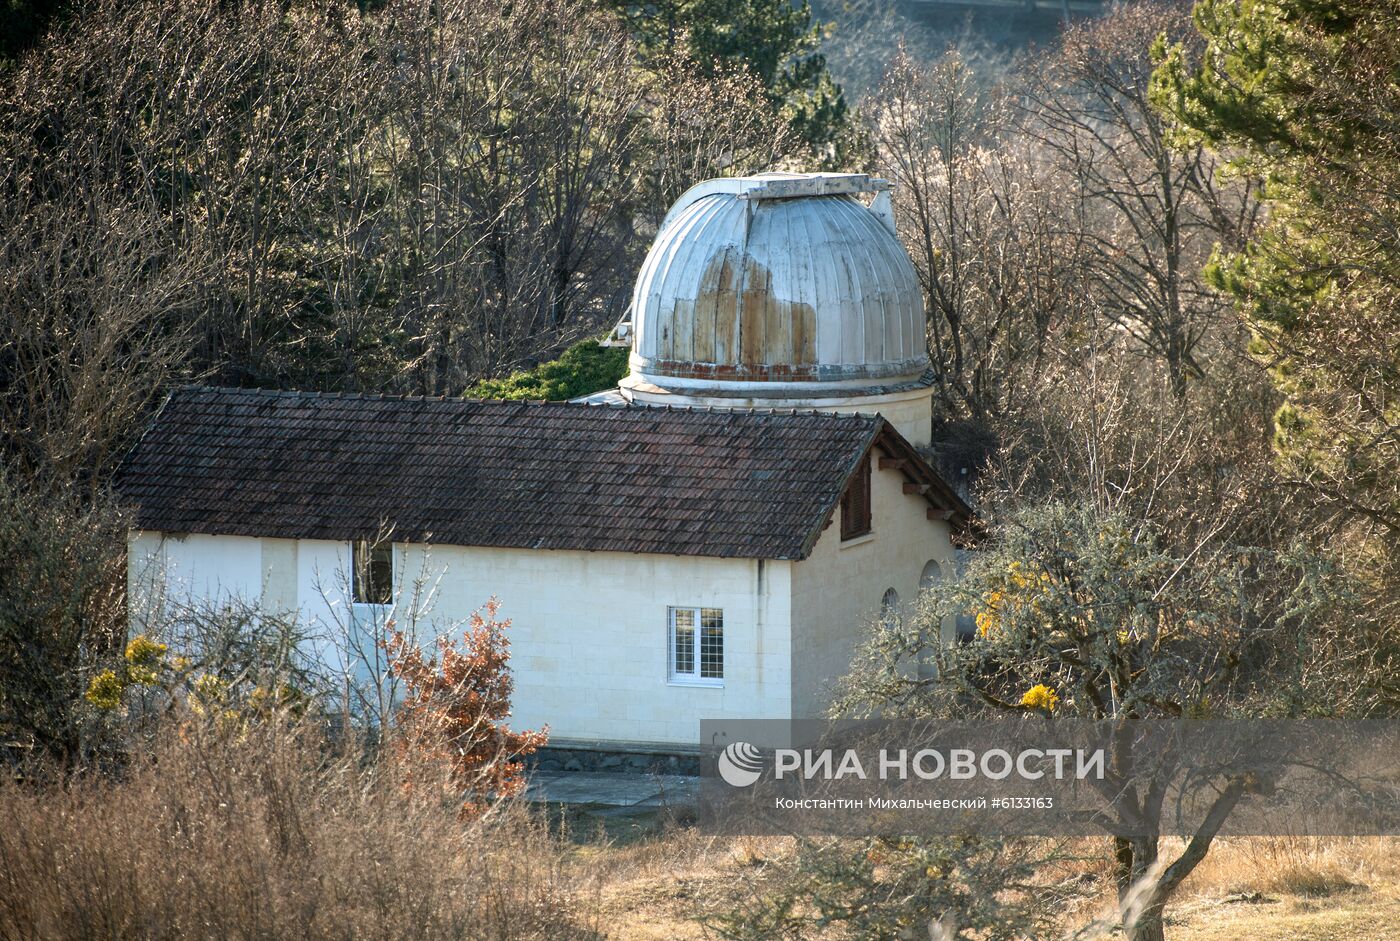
[840,454,872,540]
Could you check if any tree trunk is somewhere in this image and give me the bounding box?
[1112,836,1134,896]
[1116,835,1166,941]
[1125,903,1167,941]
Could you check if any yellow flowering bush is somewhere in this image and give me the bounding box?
[84,669,125,710]
[1020,684,1059,712]
[80,613,308,728]
[124,633,167,665]
[124,634,169,686]
[190,673,229,714]
[975,589,1003,637]
[975,562,1053,637]
[85,635,174,709]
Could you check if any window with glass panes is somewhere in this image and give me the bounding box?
[668,606,723,684]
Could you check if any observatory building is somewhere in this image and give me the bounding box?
[117,172,968,753]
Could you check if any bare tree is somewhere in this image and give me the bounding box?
[867,47,1089,427]
[1022,1,1260,397]
[373,0,650,391]
[837,358,1392,941]
[641,39,801,222]
[1,0,667,402]
[0,188,195,486]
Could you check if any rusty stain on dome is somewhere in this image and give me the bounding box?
[653,253,819,380]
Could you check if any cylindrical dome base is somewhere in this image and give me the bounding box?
[618,373,935,447]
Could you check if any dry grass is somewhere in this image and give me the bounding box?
[0,720,602,941]
[1048,836,1400,940]
[4,729,1397,941]
[562,817,796,941]
[585,831,1400,940]
[1156,837,1400,941]
[1184,837,1383,899]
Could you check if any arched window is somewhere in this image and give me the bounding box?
[917,561,944,677]
[953,549,978,642]
[880,587,899,628]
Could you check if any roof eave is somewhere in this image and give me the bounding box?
[794,419,978,560]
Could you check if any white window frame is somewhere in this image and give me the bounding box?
[667,605,724,687]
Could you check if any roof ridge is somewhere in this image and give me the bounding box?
[172,384,886,426]
[178,384,592,406]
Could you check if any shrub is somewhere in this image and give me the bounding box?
[838,500,1378,941]
[710,835,1069,940]
[0,473,126,767]
[465,340,628,401]
[78,597,320,756]
[385,599,547,814]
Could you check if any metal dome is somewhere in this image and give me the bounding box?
[621,173,930,399]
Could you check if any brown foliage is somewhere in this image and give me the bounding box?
[385,599,547,813]
[640,39,801,218]
[1021,0,1259,399]
[866,2,1259,431]
[867,46,1083,426]
[0,0,815,488]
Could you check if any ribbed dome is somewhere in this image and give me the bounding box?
[626,174,928,397]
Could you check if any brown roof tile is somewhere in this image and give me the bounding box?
[117,387,970,559]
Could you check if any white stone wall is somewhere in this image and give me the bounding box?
[815,393,932,447]
[128,531,793,747]
[128,531,263,615]
[397,545,793,745]
[124,452,953,743]
[788,449,957,717]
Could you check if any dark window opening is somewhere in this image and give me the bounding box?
[880,587,900,627]
[840,454,872,540]
[955,614,979,644]
[353,539,393,605]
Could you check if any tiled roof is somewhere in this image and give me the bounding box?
[116,387,968,560]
